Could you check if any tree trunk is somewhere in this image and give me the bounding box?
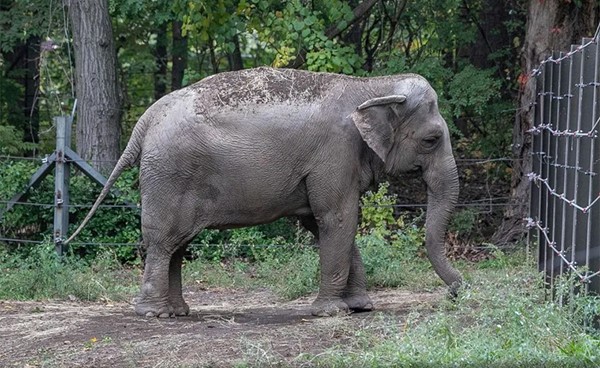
[153,22,168,100]
[65,0,121,174]
[492,0,599,246]
[1,35,41,152]
[227,34,244,71]
[152,23,168,100]
[341,0,363,57]
[466,0,510,70]
[23,36,40,148]
[172,20,188,90]
[208,36,219,74]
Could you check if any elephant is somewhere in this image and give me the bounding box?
[66,67,462,318]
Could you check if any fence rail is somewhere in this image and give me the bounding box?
[528,31,600,300]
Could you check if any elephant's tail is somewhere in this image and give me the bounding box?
[64,118,148,245]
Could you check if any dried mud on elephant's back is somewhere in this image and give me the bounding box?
[0,288,443,367]
[191,67,338,110]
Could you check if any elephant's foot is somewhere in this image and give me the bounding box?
[343,293,373,312]
[134,300,174,318]
[310,297,350,317]
[169,299,190,316]
[135,292,189,317]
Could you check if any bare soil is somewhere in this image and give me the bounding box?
[0,287,443,367]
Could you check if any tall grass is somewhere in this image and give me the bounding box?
[2,237,600,367]
[293,252,600,368]
[0,243,139,301]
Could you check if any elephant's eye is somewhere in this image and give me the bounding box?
[421,135,440,149]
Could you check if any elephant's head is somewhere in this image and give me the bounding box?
[352,75,462,294]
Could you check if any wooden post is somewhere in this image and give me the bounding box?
[53,116,72,256]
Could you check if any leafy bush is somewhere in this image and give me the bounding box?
[189,219,311,263]
[0,160,141,262]
[447,65,500,120]
[0,159,308,264]
[359,182,396,235]
[0,126,37,155]
[449,208,478,237]
[255,0,363,74]
[356,183,431,288]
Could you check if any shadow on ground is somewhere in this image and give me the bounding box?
[0,287,443,367]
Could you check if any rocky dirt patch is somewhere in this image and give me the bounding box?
[0,287,443,367]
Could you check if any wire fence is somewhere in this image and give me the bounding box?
[526,29,600,302]
[0,150,511,250]
[0,154,518,165]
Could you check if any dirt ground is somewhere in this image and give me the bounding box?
[0,286,443,367]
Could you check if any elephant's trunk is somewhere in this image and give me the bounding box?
[423,155,462,295]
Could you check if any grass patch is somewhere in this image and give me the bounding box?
[183,244,320,300]
[292,251,600,367]
[0,243,139,302]
[3,241,600,367]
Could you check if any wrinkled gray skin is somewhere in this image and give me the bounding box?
[67,67,462,318]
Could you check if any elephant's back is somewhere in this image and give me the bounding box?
[188,67,349,113]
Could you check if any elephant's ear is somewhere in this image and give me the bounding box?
[351,95,407,163]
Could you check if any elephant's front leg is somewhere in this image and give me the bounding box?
[311,203,360,317]
[342,243,373,311]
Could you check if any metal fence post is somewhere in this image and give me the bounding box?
[530,29,600,302]
[53,116,72,256]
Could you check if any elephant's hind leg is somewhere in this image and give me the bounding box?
[135,222,198,318]
[168,246,190,316]
[135,240,174,317]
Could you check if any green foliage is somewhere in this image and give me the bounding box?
[0,0,49,53]
[183,244,320,300]
[359,182,396,235]
[0,160,141,263]
[357,182,430,288]
[189,219,311,263]
[246,0,362,73]
[449,208,478,237]
[447,65,501,119]
[298,253,600,367]
[255,245,320,299]
[553,271,600,330]
[0,243,139,301]
[0,126,37,155]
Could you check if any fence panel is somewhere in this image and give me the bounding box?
[529,32,600,298]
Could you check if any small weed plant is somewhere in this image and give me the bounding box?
[358,183,433,289]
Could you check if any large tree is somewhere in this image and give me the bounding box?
[0,0,46,154]
[65,0,121,174]
[492,0,599,245]
[171,19,188,90]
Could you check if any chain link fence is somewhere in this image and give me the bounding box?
[527,29,600,301]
